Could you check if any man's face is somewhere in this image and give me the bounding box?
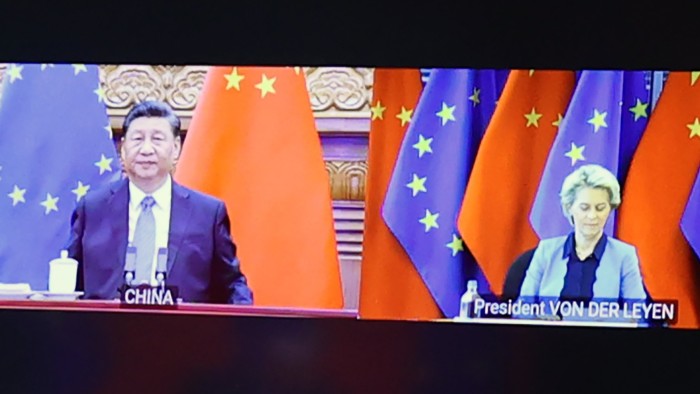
[121,117,180,186]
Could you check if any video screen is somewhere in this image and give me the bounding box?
[0,64,697,329]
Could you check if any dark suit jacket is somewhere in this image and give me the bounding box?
[501,248,536,301]
[66,178,253,304]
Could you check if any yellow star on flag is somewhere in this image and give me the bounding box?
[692,72,700,86]
[72,181,90,201]
[588,109,608,132]
[40,193,59,215]
[40,63,55,71]
[293,67,301,75]
[445,234,464,256]
[687,118,700,138]
[224,67,245,91]
[396,106,413,126]
[564,142,586,165]
[436,102,456,126]
[255,74,277,98]
[95,154,113,175]
[7,185,26,206]
[524,107,543,127]
[370,101,386,120]
[94,85,106,103]
[528,69,535,76]
[6,64,23,83]
[412,134,433,158]
[406,174,428,196]
[629,99,648,121]
[468,87,481,106]
[552,113,564,128]
[419,209,439,232]
[72,64,88,75]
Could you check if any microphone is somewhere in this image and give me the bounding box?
[120,246,178,307]
[124,245,137,286]
[155,247,168,288]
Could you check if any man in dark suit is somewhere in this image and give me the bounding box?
[66,100,253,304]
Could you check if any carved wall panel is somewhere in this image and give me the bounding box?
[325,161,367,201]
[0,64,374,120]
[305,67,373,117]
[332,200,365,310]
[100,65,209,116]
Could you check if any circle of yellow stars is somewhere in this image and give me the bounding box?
[564,142,586,165]
[40,193,59,215]
[95,154,113,175]
[406,173,427,196]
[412,134,433,158]
[436,102,456,126]
[419,209,439,232]
[6,151,114,212]
[8,185,26,206]
[369,87,474,260]
[6,64,24,83]
[446,234,464,256]
[2,63,118,217]
[556,95,650,167]
[468,88,480,107]
[587,109,608,132]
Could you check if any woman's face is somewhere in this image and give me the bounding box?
[569,187,612,239]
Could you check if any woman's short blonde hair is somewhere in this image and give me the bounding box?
[559,164,621,223]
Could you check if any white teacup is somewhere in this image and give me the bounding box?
[48,250,78,293]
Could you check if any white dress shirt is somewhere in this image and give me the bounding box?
[127,175,172,285]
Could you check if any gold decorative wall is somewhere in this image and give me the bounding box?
[98,65,373,124]
[100,65,209,116]
[325,161,368,201]
[304,67,373,117]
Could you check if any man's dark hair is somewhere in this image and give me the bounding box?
[122,100,181,139]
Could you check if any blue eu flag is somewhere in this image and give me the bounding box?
[618,71,652,186]
[382,68,508,317]
[681,170,700,260]
[0,63,121,290]
[529,70,650,239]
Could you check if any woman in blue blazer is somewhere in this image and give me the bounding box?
[519,164,648,307]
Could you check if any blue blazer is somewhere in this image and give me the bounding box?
[65,178,253,304]
[519,235,647,302]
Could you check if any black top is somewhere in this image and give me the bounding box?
[558,232,607,302]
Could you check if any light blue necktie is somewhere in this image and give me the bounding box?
[133,195,156,285]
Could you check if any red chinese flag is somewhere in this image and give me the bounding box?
[358,68,441,319]
[174,66,344,309]
[457,70,576,294]
[617,72,700,329]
